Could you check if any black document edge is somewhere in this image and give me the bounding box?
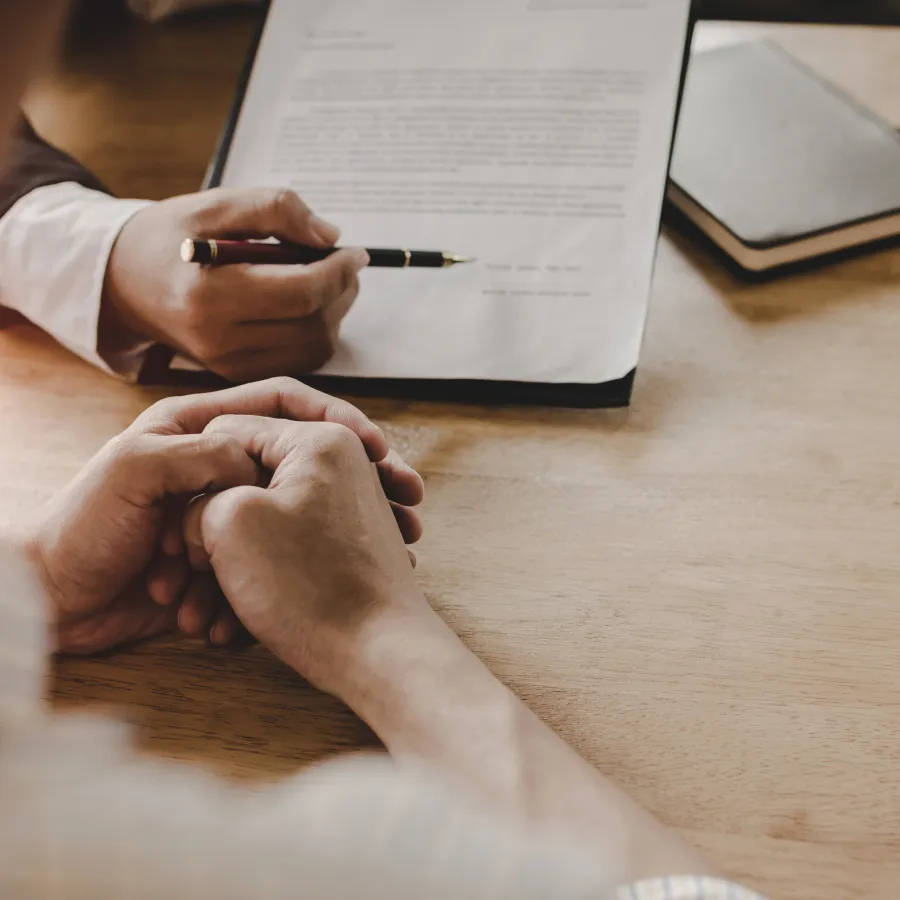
[141,3,697,409]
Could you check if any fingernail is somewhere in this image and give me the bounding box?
[349,248,370,270]
[212,622,233,646]
[310,215,341,245]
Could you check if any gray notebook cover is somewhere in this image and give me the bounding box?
[670,40,900,248]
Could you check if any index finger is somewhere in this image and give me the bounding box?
[204,414,422,509]
[129,377,389,462]
[224,248,368,322]
[188,187,340,248]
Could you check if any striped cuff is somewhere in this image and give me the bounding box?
[615,876,767,900]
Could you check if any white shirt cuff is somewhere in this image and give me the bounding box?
[615,877,768,900]
[0,182,153,380]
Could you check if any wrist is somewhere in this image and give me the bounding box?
[291,590,447,708]
[99,265,154,353]
[17,526,61,626]
[99,210,163,350]
[328,598,506,757]
[0,527,56,627]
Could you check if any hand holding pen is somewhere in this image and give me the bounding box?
[104,184,473,383]
[104,187,386,382]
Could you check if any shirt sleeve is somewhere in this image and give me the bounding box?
[0,117,110,219]
[0,181,154,380]
[614,876,768,900]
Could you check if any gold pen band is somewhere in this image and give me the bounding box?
[180,238,219,264]
[402,249,411,268]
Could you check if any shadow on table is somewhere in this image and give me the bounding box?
[50,638,380,782]
[663,218,900,326]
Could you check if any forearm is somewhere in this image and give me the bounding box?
[0,4,68,176]
[0,721,625,900]
[340,602,716,885]
[0,537,47,725]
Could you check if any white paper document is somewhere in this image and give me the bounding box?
[218,0,691,384]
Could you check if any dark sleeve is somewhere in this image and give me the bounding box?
[0,117,111,219]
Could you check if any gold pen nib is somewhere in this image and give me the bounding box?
[442,253,477,267]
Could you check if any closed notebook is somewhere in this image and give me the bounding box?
[668,40,900,273]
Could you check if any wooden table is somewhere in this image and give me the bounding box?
[3,12,900,900]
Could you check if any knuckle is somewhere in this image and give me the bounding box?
[188,187,228,222]
[337,259,359,297]
[131,396,185,433]
[201,430,243,460]
[313,422,360,460]
[103,433,153,475]
[268,375,307,399]
[229,484,266,512]
[270,187,297,209]
[203,417,253,458]
[205,414,246,435]
[297,271,329,312]
[147,396,183,419]
[209,485,270,535]
[264,188,306,224]
[346,269,361,299]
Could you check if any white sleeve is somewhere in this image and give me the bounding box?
[614,877,768,900]
[0,182,153,380]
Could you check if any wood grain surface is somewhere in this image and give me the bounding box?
[2,12,899,900]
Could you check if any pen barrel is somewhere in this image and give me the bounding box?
[366,249,445,268]
[203,241,335,265]
[184,240,452,268]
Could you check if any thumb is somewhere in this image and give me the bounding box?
[182,494,216,572]
[189,187,341,248]
[102,432,259,509]
[181,490,254,573]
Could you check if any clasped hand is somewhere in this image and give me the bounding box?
[26,378,426,696]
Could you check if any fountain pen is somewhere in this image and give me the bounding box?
[182,238,474,269]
